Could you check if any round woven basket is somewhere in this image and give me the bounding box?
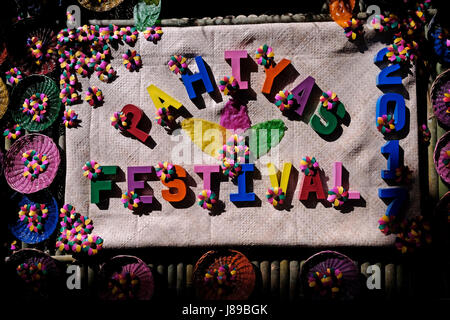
[0,77,9,120]
[434,131,450,185]
[300,250,361,301]
[78,0,125,12]
[430,68,450,128]
[98,255,155,300]
[10,75,61,132]
[193,249,256,300]
[4,133,60,194]
[8,191,59,244]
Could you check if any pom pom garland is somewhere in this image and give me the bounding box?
[16,261,48,292]
[59,83,79,106]
[197,189,217,210]
[255,44,274,68]
[81,234,103,256]
[168,55,188,75]
[300,156,319,176]
[122,49,142,71]
[22,93,48,122]
[266,187,286,207]
[22,150,48,180]
[95,61,116,82]
[85,86,103,107]
[82,160,102,180]
[219,76,239,96]
[274,90,295,111]
[111,111,128,131]
[155,107,175,128]
[3,124,22,140]
[378,214,397,235]
[320,91,339,110]
[155,161,176,182]
[308,268,343,298]
[119,27,139,44]
[343,18,364,40]
[5,67,23,85]
[121,191,141,210]
[144,26,163,43]
[377,114,395,133]
[18,203,49,233]
[62,109,78,128]
[327,186,348,207]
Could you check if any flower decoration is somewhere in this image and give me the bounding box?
[111,111,128,131]
[95,61,116,82]
[85,86,103,107]
[119,26,138,44]
[327,186,348,207]
[3,124,23,140]
[219,76,239,96]
[308,268,343,299]
[22,93,48,122]
[108,271,140,300]
[18,204,49,233]
[444,89,450,113]
[121,191,141,210]
[144,26,163,43]
[395,216,432,254]
[443,150,450,168]
[155,161,176,182]
[255,44,274,68]
[320,91,339,110]
[122,49,142,71]
[300,156,319,176]
[5,67,23,86]
[343,18,363,40]
[27,36,53,65]
[204,264,237,288]
[218,134,250,179]
[395,165,413,184]
[16,261,48,292]
[266,187,286,207]
[22,150,48,180]
[59,83,79,106]
[81,234,103,256]
[274,90,295,111]
[385,37,415,63]
[82,160,102,180]
[377,114,395,133]
[155,107,175,128]
[168,55,188,75]
[197,189,217,210]
[62,109,78,128]
[420,124,431,143]
[378,214,397,235]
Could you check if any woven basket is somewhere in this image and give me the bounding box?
[10,75,61,132]
[193,249,256,300]
[4,133,60,194]
[98,255,155,300]
[78,0,125,12]
[430,68,450,128]
[0,77,8,120]
[434,131,450,185]
[8,191,59,244]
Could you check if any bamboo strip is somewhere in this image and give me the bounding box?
[260,260,270,296]
[385,264,395,299]
[177,262,185,297]
[270,260,280,298]
[280,259,289,301]
[289,260,299,302]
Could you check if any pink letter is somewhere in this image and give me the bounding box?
[224,50,248,90]
[333,162,360,199]
[194,165,220,190]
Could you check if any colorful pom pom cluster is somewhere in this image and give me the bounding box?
[255,44,274,68]
[320,91,339,110]
[378,214,398,235]
[108,271,140,300]
[85,86,103,107]
[119,26,139,44]
[395,165,413,184]
[155,161,176,183]
[444,89,450,114]
[218,134,250,179]
[219,76,239,96]
[22,150,48,181]
[111,111,128,131]
[385,37,417,64]
[18,203,48,233]
[327,186,348,207]
[122,49,142,71]
[95,60,116,83]
[168,55,188,75]
[204,264,237,287]
[274,90,295,111]
[308,268,343,299]
[197,189,217,210]
[266,187,286,207]
[56,204,103,256]
[16,261,48,292]
[300,156,319,176]
[5,67,22,85]
[22,93,48,122]
[442,150,450,168]
[121,191,141,210]
[3,124,22,140]
[420,124,431,143]
[155,107,175,128]
[62,109,78,128]
[377,114,395,134]
[394,216,432,254]
[26,36,53,66]
[82,160,102,180]
[343,18,364,41]
[144,26,163,43]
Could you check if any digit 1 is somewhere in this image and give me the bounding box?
[381,140,399,180]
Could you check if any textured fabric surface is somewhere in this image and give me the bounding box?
[65,22,419,248]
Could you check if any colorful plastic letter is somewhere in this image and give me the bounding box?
[161,165,187,202]
[147,84,183,111]
[180,56,214,99]
[378,187,408,217]
[309,102,346,135]
[299,173,326,200]
[267,162,292,192]
[376,64,402,87]
[373,47,389,63]
[91,166,118,204]
[291,76,315,116]
[224,50,248,90]
[121,104,150,143]
[332,162,360,199]
[194,165,220,190]
[230,164,256,202]
[261,58,291,94]
[381,140,399,180]
[375,93,406,132]
[127,166,153,203]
